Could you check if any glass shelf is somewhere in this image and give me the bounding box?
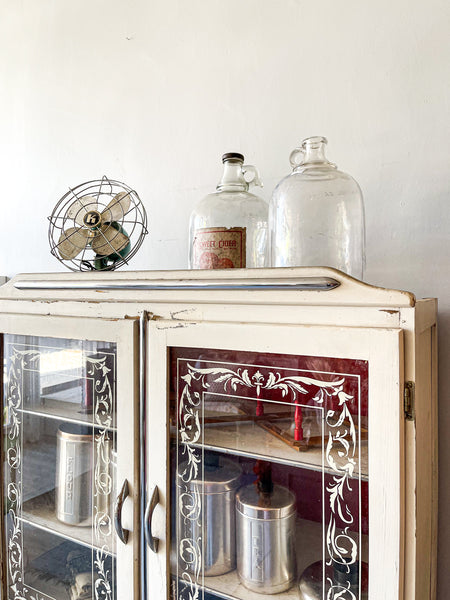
[20,491,115,555]
[180,419,368,480]
[13,522,116,600]
[18,399,117,432]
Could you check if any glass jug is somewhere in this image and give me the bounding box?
[189,153,268,269]
[269,137,365,279]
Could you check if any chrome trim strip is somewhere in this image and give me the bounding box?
[13,277,340,291]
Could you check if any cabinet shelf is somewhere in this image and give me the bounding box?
[175,420,368,480]
[21,492,115,556]
[18,397,117,432]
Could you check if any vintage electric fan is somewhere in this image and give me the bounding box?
[48,176,148,271]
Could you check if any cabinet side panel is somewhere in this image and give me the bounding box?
[431,324,438,599]
[414,325,437,600]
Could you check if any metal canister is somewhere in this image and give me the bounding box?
[55,424,94,526]
[236,483,296,594]
[178,456,241,576]
[298,560,369,600]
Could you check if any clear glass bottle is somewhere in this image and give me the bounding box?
[189,153,268,269]
[269,136,365,279]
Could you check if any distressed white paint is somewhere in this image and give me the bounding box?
[0,0,448,596]
[148,320,404,599]
[0,272,437,598]
[0,314,140,599]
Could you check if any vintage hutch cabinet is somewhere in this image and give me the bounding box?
[0,268,437,600]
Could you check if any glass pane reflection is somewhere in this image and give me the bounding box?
[169,347,369,600]
[3,335,117,600]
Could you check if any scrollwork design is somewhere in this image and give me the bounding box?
[21,587,49,600]
[94,547,113,600]
[324,385,360,596]
[4,348,39,597]
[90,352,116,599]
[177,372,203,600]
[325,578,357,600]
[87,355,115,429]
[179,538,201,600]
[183,364,345,400]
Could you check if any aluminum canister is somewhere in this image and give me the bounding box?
[178,456,241,576]
[236,483,296,594]
[56,424,94,526]
[298,560,369,600]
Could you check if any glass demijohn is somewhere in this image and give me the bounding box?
[269,136,365,279]
[189,153,268,269]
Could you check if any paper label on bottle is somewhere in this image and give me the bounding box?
[192,227,246,269]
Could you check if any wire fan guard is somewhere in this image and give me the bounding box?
[48,176,148,272]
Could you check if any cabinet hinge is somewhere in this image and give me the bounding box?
[404,381,415,421]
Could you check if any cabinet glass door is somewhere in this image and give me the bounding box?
[3,334,117,600]
[147,321,402,600]
[170,348,368,600]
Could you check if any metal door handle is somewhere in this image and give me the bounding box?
[144,485,160,553]
[114,479,130,545]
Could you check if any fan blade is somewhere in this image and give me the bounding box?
[91,225,130,256]
[101,192,131,222]
[66,196,99,226]
[57,227,90,260]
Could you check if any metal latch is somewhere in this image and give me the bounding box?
[404,381,415,421]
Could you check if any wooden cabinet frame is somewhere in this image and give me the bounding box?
[0,267,437,600]
[0,314,140,600]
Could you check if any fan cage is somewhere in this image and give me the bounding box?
[48,176,148,272]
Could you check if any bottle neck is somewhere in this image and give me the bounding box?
[216,161,248,192]
[303,143,327,164]
[294,136,336,172]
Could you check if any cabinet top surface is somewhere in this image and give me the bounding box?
[0,267,420,309]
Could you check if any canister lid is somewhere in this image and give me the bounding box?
[179,457,242,494]
[57,422,109,441]
[236,483,296,519]
[57,423,93,440]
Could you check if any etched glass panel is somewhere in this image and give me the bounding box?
[169,348,369,600]
[3,335,117,600]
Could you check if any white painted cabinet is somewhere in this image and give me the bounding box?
[0,268,437,600]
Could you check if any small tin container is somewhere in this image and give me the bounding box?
[236,483,296,594]
[178,456,241,576]
[56,424,93,526]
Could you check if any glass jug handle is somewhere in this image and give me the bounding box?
[242,165,263,188]
[289,147,305,169]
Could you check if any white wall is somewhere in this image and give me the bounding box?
[1,0,449,595]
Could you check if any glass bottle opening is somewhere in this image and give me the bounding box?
[222,152,244,164]
[301,136,328,150]
[294,135,335,169]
